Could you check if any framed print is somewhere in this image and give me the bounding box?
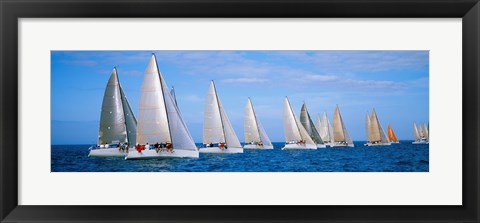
[1,0,479,222]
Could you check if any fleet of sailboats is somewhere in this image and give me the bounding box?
[244,98,273,149]
[300,103,326,148]
[413,122,429,144]
[200,81,243,153]
[282,97,317,150]
[88,68,137,157]
[364,109,391,146]
[88,54,429,159]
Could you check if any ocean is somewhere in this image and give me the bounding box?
[51,141,428,172]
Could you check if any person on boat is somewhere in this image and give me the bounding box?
[258,141,263,146]
[166,142,172,152]
[210,142,213,147]
[154,142,160,153]
[126,143,129,152]
[145,143,150,150]
[135,144,142,153]
[219,143,225,149]
[105,143,109,149]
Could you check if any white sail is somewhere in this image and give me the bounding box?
[365,112,371,142]
[137,55,171,144]
[413,123,420,141]
[98,68,127,145]
[244,98,261,144]
[203,81,225,144]
[370,109,389,143]
[218,100,242,148]
[283,98,302,142]
[119,84,137,146]
[422,123,429,141]
[319,112,334,143]
[257,117,273,147]
[159,74,197,151]
[300,103,324,144]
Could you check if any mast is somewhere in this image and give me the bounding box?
[212,80,227,144]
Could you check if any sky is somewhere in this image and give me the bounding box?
[51,51,429,145]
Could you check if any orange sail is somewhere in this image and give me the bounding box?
[388,124,399,143]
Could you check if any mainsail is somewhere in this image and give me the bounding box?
[282,97,315,145]
[388,124,399,142]
[98,68,137,145]
[422,123,429,141]
[413,122,421,141]
[203,81,241,148]
[365,112,371,142]
[244,98,272,146]
[136,54,196,151]
[332,105,353,144]
[317,112,333,143]
[300,103,324,144]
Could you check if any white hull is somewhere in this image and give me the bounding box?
[391,141,400,144]
[88,147,127,157]
[412,141,429,144]
[331,142,355,148]
[199,147,244,154]
[316,144,327,149]
[364,142,392,147]
[125,149,199,160]
[243,144,274,149]
[282,143,317,150]
[323,142,334,147]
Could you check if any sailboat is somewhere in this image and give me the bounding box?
[125,54,199,159]
[412,122,428,144]
[316,112,334,147]
[244,98,273,149]
[388,124,400,144]
[300,103,326,148]
[364,109,391,146]
[200,81,243,154]
[89,68,137,157]
[422,123,429,142]
[282,97,317,150]
[332,105,354,147]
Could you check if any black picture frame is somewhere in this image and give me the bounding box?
[1,0,479,222]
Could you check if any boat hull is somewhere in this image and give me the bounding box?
[323,142,334,147]
[331,142,355,148]
[88,147,127,157]
[390,141,400,144]
[364,142,392,147]
[412,141,429,144]
[316,144,327,149]
[282,143,317,150]
[199,147,244,154]
[243,144,274,149]
[125,149,199,160]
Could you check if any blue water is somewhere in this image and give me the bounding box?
[51,141,428,172]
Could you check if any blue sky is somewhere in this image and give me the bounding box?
[51,51,429,145]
